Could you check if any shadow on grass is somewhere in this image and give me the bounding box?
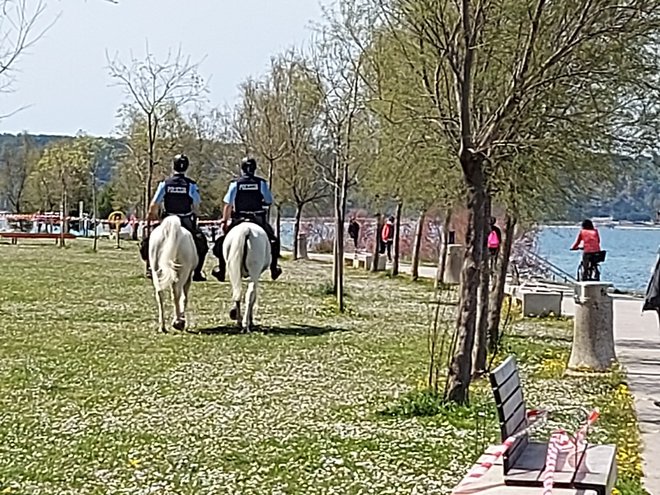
[196,323,348,337]
[507,333,573,344]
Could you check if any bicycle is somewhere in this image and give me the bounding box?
[574,249,606,282]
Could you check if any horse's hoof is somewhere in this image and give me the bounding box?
[160,327,168,334]
[172,319,186,331]
[229,308,238,321]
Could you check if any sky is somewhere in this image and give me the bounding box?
[0,0,324,137]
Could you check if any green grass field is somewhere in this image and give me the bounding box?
[0,239,647,494]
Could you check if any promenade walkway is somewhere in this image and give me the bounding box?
[298,251,660,494]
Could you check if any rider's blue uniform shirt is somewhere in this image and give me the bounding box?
[223,180,273,207]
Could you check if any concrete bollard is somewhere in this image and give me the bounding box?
[444,244,465,285]
[568,282,617,371]
[297,234,308,259]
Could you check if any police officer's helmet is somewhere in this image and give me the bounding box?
[173,154,190,173]
[241,157,257,175]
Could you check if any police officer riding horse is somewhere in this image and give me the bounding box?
[211,157,282,282]
[140,154,209,282]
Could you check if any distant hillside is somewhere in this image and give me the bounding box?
[0,133,119,186]
[563,155,660,222]
[2,133,660,221]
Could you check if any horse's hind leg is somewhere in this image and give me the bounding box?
[229,300,241,324]
[154,288,167,333]
[171,281,186,331]
[179,276,193,331]
[243,280,257,332]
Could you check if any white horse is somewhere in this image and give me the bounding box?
[224,221,271,331]
[148,216,198,333]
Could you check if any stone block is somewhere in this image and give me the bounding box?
[519,290,563,317]
[444,244,465,285]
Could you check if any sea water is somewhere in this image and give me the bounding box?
[537,226,660,292]
[279,220,660,292]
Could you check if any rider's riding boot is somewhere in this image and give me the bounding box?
[211,234,226,282]
[271,265,282,280]
[193,245,207,282]
[140,236,152,280]
[270,238,282,280]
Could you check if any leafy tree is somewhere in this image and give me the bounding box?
[0,132,39,213]
[31,138,91,245]
[310,19,375,312]
[107,47,206,227]
[341,0,660,403]
[270,52,329,259]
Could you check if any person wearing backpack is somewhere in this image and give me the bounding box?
[487,217,502,261]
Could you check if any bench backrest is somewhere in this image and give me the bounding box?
[489,355,528,473]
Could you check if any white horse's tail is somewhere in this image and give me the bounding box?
[228,227,249,302]
[154,216,182,291]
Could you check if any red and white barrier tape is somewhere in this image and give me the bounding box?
[0,213,225,226]
[540,408,600,495]
[541,430,573,495]
[458,409,549,485]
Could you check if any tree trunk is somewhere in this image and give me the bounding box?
[411,209,426,280]
[473,195,492,377]
[92,175,98,252]
[446,157,487,405]
[267,159,275,223]
[371,212,382,272]
[435,209,453,288]
[61,187,68,248]
[145,114,155,238]
[487,214,516,352]
[293,203,303,260]
[333,165,348,312]
[276,204,282,240]
[392,201,403,276]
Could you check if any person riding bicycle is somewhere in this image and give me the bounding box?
[570,219,602,279]
[140,153,209,282]
[211,157,282,282]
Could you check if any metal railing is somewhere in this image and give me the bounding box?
[512,249,578,288]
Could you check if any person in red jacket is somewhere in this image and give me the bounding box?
[570,219,602,278]
[380,216,395,261]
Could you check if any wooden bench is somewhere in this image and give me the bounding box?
[452,446,598,494]
[0,232,76,245]
[488,356,617,495]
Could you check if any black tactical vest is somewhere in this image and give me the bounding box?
[163,174,194,216]
[234,174,265,213]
